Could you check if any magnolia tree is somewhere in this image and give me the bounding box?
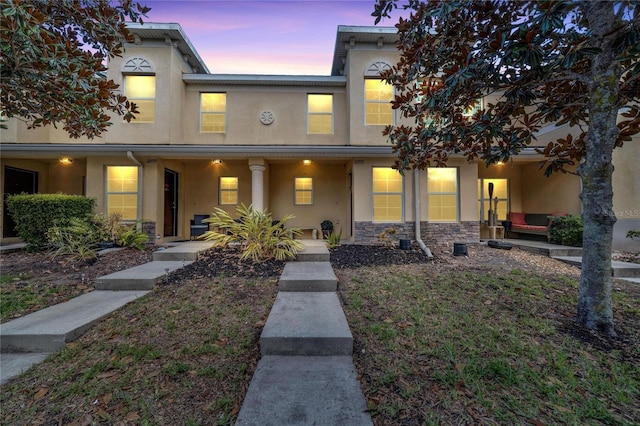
[373,0,640,336]
[1,0,150,138]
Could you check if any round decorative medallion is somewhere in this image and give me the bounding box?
[260,111,274,125]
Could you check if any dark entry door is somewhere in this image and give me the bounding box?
[3,166,39,237]
[164,169,178,237]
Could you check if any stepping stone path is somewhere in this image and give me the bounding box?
[236,240,372,425]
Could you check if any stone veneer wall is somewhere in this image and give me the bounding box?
[142,221,156,246]
[354,221,479,253]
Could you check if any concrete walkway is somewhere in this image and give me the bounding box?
[236,239,372,425]
[505,239,640,283]
[0,241,205,385]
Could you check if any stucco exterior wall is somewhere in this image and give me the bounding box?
[612,136,640,251]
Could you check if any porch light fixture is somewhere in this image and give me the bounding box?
[211,159,223,165]
[496,161,504,166]
[59,157,73,164]
[303,159,311,165]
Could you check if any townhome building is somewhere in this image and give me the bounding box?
[2,23,638,251]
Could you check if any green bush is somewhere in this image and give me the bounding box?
[627,230,640,240]
[548,215,583,247]
[117,222,149,250]
[47,217,100,262]
[203,203,303,262]
[326,228,343,248]
[6,194,96,251]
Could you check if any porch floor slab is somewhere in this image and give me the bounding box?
[279,261,337,292]
[236,355,372,426]
[94,261,192,290]
[260,292,352,356]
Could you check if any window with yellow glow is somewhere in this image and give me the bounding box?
[365,79,394,125]
[462,98,482,117]
[201,93,226,133]
[219,177,238,205]
[106,166,138,220]
[372,167,403,221]
[427,168,458,221]
[124,75,155,123]
[307,94,333,134]
[294,177,313,205]
[477,178,508,221]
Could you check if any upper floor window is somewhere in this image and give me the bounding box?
[365,79,394,125]
[124,75,155,123]
[201,93,227,133]
[307,94,333,134]
[427,167,458,222]
[219,177,238,205]
[106,166,138,220]
[294,177,313,205]
[372,167,403,221]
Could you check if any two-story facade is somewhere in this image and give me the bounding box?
[2,23,638,251]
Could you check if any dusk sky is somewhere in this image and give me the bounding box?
[141,1,397,75]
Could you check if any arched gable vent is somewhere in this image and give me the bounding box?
[364,61,392,76]
[122,57,154,73]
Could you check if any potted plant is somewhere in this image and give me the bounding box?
[320,220,333,239]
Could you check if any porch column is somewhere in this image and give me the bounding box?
[249,164,266,211]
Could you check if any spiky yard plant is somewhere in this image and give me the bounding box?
[203,204,303,262]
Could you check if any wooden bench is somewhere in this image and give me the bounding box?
[508,212,567,239]
[287,226,319,240]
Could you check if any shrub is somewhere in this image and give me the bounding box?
[326,228,342,248]
[47,217,100,262]
[203,203,303,262]
[6,194,96,251]
[627,230,640,240]
[548,215,583,247]
[117,222,149,249]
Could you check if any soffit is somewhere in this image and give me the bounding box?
[183,74,346,87]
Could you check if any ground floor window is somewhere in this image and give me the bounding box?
[372,167,403,221]
[427,167,458,221]
[219,177,238,205]
[478,178,509,221]
[106,166,138,220]
[294,177,313,205]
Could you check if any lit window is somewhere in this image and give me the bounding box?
[201,93,226,133]
[219,177,238,205]
[372,167,403,221]
[365,79,394,125]
[106,166,138,220]
[427,168,458,222]
[294,177,313,205]
[478,178,508,221]
[124,75,155,123]
[462,98,482,118]
[308,94,333,134]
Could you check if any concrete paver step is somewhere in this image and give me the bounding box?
[236,355,372,426]
[1,353,51,385]
[552,256,640,277]
[295,239,330,262]
[1,290,149,353]
[94,261,192,290]
[260,292,353,356]
[152,241,212,261]
[279,261,337,292]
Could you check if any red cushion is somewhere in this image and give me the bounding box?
[509,212,526,225]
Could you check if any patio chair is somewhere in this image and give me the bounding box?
[190,214,209,239]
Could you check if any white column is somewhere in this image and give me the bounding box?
[249,164,266,211]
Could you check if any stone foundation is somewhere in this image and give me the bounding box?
[354,221,479,253]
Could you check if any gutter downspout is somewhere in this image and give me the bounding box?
[414,168,433,258]
[126,151,143,228]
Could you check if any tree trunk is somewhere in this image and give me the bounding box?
[576,2,620,336]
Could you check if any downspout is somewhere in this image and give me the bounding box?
[414,168,433,258]
[126,151,143,228]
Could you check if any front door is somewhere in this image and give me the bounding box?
[3,166,39,238]
[164,169,178,237]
